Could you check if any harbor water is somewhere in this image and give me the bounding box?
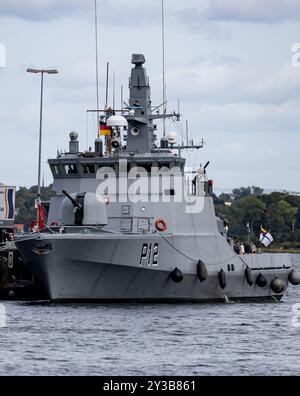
[0,255,299,376]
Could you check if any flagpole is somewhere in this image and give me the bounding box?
[259,240,262,254]
[94,0,100,138]
[161,0,167,138]
[27,68,58,236]
[259,225,262,253]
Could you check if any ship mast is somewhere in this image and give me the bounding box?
[162,0,167,137]
[94,0,100,136]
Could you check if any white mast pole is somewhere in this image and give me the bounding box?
[162,0,167,137]
[94,0,100,137]
[113,70,116,110]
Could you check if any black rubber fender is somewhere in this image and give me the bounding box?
[170,268,184,283]
[218,269,226,289]
[245,267,254,286]
[197,261,208,283]
[270,278,285,294]
[289,269,300,286]
[256,273,267,288]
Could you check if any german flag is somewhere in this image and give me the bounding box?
[100,121,112,137]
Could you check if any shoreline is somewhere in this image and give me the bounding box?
[262,248,300,254]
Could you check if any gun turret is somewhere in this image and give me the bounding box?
[62,190,80,208]
[62,190,85,226]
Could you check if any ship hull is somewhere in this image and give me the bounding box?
[16,233,293,302]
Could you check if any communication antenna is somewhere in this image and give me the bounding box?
[161,0,167,137]
[105,62,109,110]
[113,70,116,110]
[94,0,100,134]
[121,85,124,112]
[186,120,189,146]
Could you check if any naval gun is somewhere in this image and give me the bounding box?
[61,190,108,227]
[62,190,84,226]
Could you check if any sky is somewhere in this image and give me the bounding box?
[0,0,300,192]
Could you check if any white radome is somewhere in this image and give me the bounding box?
[167,132,177,144]
[107,115,128,128]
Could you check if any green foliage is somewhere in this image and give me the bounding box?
[215,187,300,246]
[15,185,53,230]
[231,186,263,201]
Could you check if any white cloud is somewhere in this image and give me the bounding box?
[178,0,300,26]
[167,56,300,106]
[187,100,300,134]
[0,0,88,21]
[0,0,300,190]
[0,0,158,24]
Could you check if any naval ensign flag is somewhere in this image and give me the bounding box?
[260,226,274,247]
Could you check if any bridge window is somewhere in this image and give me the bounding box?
[82,164,95,174]
[64,164,78,175]
[51,165,60,177]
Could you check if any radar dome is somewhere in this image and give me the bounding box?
[167,132,177,145]
[107,115,128,128]
[69,131,79,141]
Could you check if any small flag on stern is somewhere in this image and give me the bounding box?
[100,121,112,137]
[259,226,273,247]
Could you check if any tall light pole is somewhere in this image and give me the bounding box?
[27,68,58,235]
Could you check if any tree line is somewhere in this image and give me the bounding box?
[214,186,300,249]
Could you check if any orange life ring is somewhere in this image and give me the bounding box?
[155,218,167,232]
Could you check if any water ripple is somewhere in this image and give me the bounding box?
[0,255,299,375]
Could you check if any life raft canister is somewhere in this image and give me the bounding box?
[155,218,167,232]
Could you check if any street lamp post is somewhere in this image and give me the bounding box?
[27,68,58,236]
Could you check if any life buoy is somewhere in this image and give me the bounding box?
[155,218,167,232]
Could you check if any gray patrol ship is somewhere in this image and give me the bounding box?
[16,54,300,302]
